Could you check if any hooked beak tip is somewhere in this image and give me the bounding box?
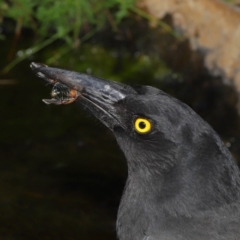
[30,62,50,79]
[30,62,48,70]
[30,62,54,80]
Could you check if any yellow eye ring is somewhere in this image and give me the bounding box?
[134,118,152,134]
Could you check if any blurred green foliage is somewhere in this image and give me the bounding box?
[223,0,240,4]
[1,0,137,72]
[2,0,136,40]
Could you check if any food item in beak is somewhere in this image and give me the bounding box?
[43,82,79,105]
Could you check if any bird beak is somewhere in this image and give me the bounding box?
[30,62,135,130]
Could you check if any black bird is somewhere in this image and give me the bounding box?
[31,62,240,240]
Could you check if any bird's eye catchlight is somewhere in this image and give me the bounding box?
[134,118,152,134]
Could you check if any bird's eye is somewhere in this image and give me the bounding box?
[134,118,152,134]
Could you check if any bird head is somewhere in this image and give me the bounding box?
[31,62,240,211]
[30,63,197,171]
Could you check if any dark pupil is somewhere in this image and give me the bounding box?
[139,121,146,129]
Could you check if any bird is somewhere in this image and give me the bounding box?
[30,62,240,240]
